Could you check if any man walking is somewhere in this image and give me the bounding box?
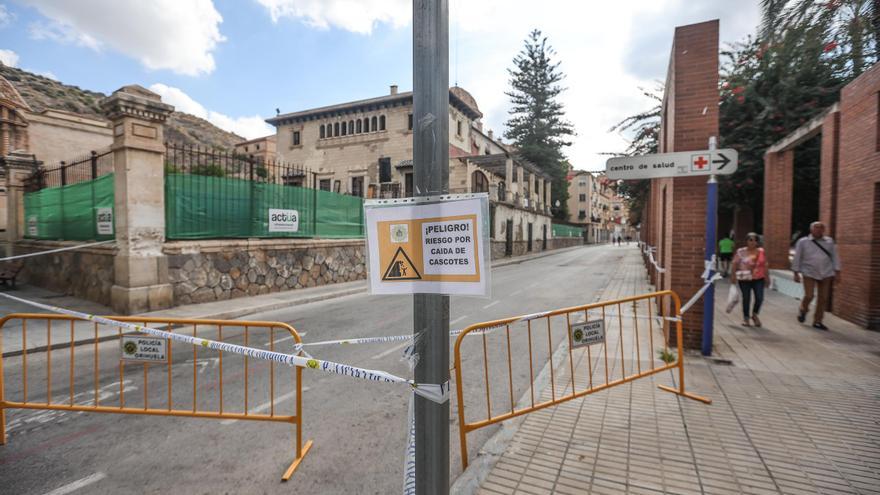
[792,221,841,330]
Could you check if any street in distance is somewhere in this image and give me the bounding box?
[605,149,738,180]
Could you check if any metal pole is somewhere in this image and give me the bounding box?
[701,136,718,356]
[413,1,450,493]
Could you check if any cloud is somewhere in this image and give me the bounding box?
[22,0,225,76]
[255,0,410,34]
[24,68,57,80]
[0,4,15,27]
[149,83,273,140]
[442,0,760,170]
[0,48,19,67]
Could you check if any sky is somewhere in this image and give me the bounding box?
[0,0,760,171]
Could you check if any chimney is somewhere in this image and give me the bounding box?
[488,129,494,140]
[390,84,398,95]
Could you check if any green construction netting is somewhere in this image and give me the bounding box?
[23,173,115,241]
[552,223,584,238]
[164,174,364,239]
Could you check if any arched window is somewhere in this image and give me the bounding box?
[356,119,362,133]
[371,116,377,132]
[379,115,386,131]
[348,120,354,134]
[472,171,489,193]
[334,122,340,136]
[341,121,347,136]
[363,117,370,133]
[320,124,325,139]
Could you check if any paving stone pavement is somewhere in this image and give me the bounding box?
[474,248,880,495]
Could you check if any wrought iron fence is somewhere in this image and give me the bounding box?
[23,149,114,192]
[164,143,364,240]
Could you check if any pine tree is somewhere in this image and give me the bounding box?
[504,29,575,220]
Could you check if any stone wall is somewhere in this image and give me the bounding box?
[165,239,366,305]
[14,240,116,305]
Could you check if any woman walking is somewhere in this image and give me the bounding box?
[730,233,768,327]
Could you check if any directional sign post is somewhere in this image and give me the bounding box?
[605,141,734,356]
[605,149,738,180]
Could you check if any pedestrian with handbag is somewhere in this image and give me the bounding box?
[730,233,767,327]
[792,221,841,330]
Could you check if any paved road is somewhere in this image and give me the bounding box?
[0,244,628,494]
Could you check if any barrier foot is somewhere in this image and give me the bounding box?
[281,440,313,482]
[658,385,712,404]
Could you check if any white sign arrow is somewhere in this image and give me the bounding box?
[605,149,738,180]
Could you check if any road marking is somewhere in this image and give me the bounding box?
[371,341,412,360]
[220,389,306,425]
[482,301,500,309]
[43,472,107,495]
[509,289,523,296]
[450,315,467,325]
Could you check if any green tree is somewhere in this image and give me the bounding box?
[761,0,879,76]
[504,29,575,220]
[606,85,662,226]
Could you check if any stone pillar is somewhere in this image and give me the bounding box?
[526,171,535,210]
[3,152,41,255]
[538,176,545,210]
[101,85,175,314]
[504,157,513,202]
[516,166,524,206]
[763,150,794,269]
[544,180,552,214]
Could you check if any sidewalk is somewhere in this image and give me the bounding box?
[0,243,592,355]
[460,247,880,495]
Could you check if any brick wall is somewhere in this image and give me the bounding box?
[831,62,880,329]
[763,149,794,268]
[819,111,840,237]
[656,20,720,349]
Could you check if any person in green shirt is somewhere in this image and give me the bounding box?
[718,235,735,276]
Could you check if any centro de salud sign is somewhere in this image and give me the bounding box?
[605,149,738,180]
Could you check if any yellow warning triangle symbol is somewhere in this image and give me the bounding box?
[382,246,421,281]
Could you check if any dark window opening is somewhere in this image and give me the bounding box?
[293,131,300,146]
[334,122,340,136]
[404,172,413,197]
[379,157,392,183]
[379,115,386,131]
[340,122,347,136]
[356,119,362,133]
[351,176,364,197]
[371,116,378,132]
[364,117,370,132]
[319,179,331,191]
[349,120,354,135]
[456,120,462,136]
[579,193,586,202]
[472,171,489,193]
[407,113,413,130]
[320,124,326,139]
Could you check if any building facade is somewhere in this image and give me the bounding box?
[233,134,276,163]
[266,85,559,254]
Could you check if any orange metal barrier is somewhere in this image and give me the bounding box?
[0,313,312,481]
[453,290,710,468]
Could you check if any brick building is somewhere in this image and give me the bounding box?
[763,62,880,329]
[640,20,720,349]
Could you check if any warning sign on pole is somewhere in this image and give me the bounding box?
[364,194,490,296]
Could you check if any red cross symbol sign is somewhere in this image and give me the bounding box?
[691,154,710,172]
